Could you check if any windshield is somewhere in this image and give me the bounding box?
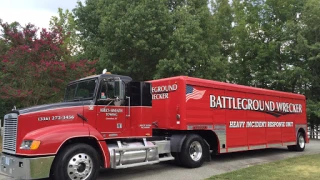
[64,78,97,101]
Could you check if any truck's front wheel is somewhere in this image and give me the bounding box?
[51,143,100,180]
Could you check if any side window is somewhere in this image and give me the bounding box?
[100,83,108,99]
[65,84,77,101]
[75,79,96,99]
[97,80,125,106]
[64,78,97,102]
[99,81,115,99]
[107,82,115,98]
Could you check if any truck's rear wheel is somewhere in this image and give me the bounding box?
[51,143,100,180]
[287,132,305,152]
[179,134,205,168]
[296,132,306,151]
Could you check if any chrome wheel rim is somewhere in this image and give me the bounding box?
[299,135,305,149]
[189,141,202,161]
[67,153,93,180]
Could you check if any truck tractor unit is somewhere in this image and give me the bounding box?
[1,71,308,179]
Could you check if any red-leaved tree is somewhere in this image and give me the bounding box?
[0,21,97,107]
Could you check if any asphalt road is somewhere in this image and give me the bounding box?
[1,140,320,180]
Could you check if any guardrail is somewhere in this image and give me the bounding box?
[308,126,320,139]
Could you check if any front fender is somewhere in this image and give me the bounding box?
[17,123,104,156]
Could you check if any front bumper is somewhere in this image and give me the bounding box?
[0,153,55,179]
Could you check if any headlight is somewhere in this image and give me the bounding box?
[20,140,41,150]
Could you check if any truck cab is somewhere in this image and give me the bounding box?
[0,72,165,180]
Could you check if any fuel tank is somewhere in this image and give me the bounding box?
[108,141,158,168]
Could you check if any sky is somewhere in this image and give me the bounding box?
[0,0,83,29]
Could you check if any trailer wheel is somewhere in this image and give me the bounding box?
[287,132,305,152]
[296,132,306,151]
[51,143,100,180]
[179,134,205,168]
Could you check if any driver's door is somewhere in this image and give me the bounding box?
[96,79,127,137]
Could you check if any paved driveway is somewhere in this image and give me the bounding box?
[1,140,320,180]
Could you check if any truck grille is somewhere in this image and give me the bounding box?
[2,113,18,154]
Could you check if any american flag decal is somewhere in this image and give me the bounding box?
[186,85,206,102]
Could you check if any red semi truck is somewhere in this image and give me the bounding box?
[1,72,308,179]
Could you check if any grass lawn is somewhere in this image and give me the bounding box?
[208,154,320,180]
[0,136,2,152]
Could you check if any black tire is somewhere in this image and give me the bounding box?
[296,132,306,151]
[287,132,305,152]
[179,134,205,168]
[51,143,100,180]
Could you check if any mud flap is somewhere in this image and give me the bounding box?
[203,139,211,162]
[170,134,187,152]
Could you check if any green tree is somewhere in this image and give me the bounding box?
[230,0,264,86]
[211,0,233,58]
[156,0,225,80]
[50,8,81,60]
[261,0,306,92]
[299,0,320,129]
[73,0,226,81]
[72,0,102,61]
[230,0,305,91]
[209,0,233,82]
[74,0,172,80]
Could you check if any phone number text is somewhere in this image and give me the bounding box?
[38,115,75,121]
